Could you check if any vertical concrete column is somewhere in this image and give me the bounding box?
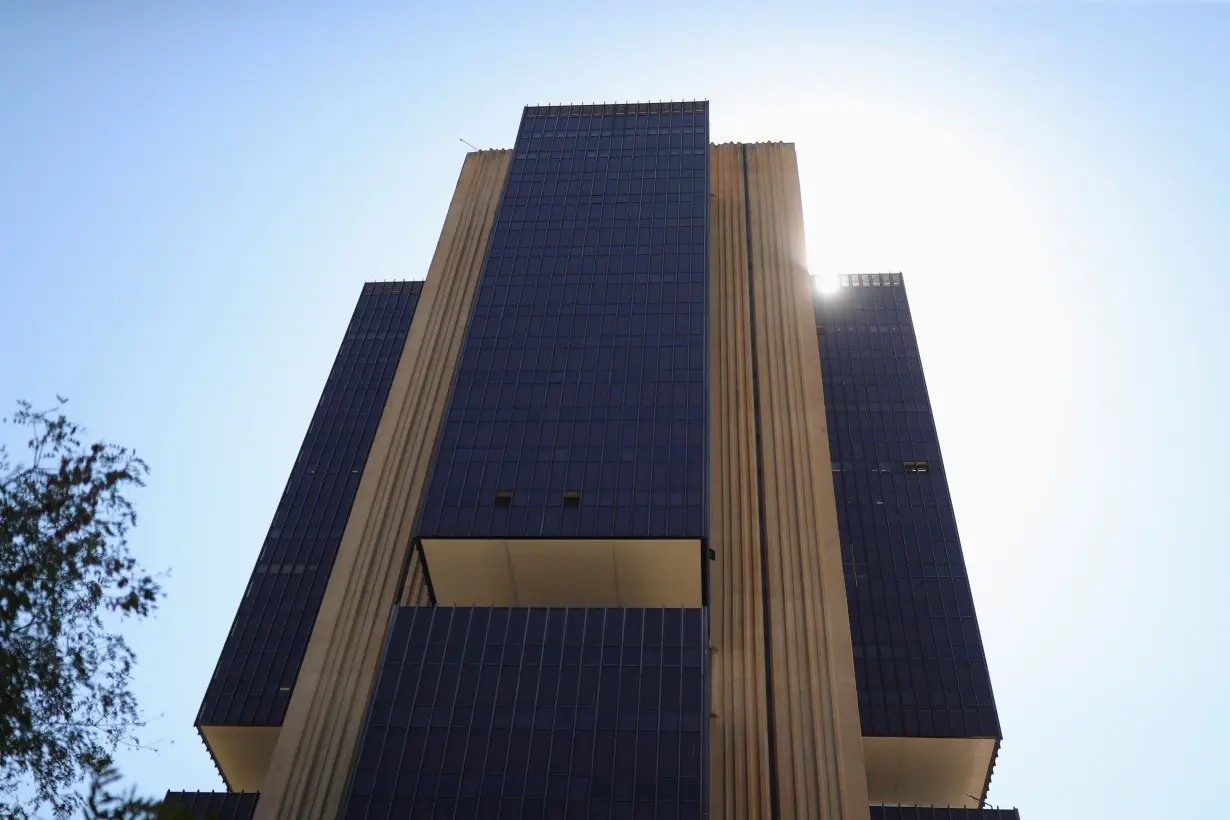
[708,143,774,820]
[745,142,870,820]
[254,150,510,820]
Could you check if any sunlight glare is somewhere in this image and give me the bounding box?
[813,270,840,295]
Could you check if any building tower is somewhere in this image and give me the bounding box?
[168,102,1020,820]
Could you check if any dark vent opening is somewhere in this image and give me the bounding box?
[494,491,514,507]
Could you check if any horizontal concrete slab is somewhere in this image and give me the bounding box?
[864,735,997,808]
[420,538,704,608]
[197,724,280,793]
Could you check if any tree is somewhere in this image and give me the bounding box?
[81,763,194,820]
[0,399,162,819]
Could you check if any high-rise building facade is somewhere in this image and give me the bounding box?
[167,102,1019,820]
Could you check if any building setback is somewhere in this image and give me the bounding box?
[170,101,1015,820]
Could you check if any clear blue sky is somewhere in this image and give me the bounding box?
[3,2,1228,817]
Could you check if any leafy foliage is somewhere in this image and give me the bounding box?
[0,399,160,819]
[82,763,194,820]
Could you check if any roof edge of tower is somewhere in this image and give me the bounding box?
[711,140,797,149]
[523,100,708,118]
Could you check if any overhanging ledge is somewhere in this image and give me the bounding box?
[196,724,280,793]
[864,735,998,808]
[419,537,703,608]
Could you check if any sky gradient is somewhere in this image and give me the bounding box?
[3,2,1228,817]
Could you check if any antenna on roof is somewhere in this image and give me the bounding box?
[965,793,997,810]
[460,138,479,151]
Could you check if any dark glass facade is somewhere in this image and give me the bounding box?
[343,606,707,819]
[163,790,259,820]
[871,809,1019,820]
[814,273,999,740]
[419,102,710,540]
[197,281,423,726]
[171,102,1021,817]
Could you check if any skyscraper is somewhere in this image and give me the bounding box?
[168,102,1020,820]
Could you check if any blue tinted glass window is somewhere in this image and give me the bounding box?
[419,103,710,541]
[815,275,1000,740]
[198,282,423,727]
[342,605,707,819]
